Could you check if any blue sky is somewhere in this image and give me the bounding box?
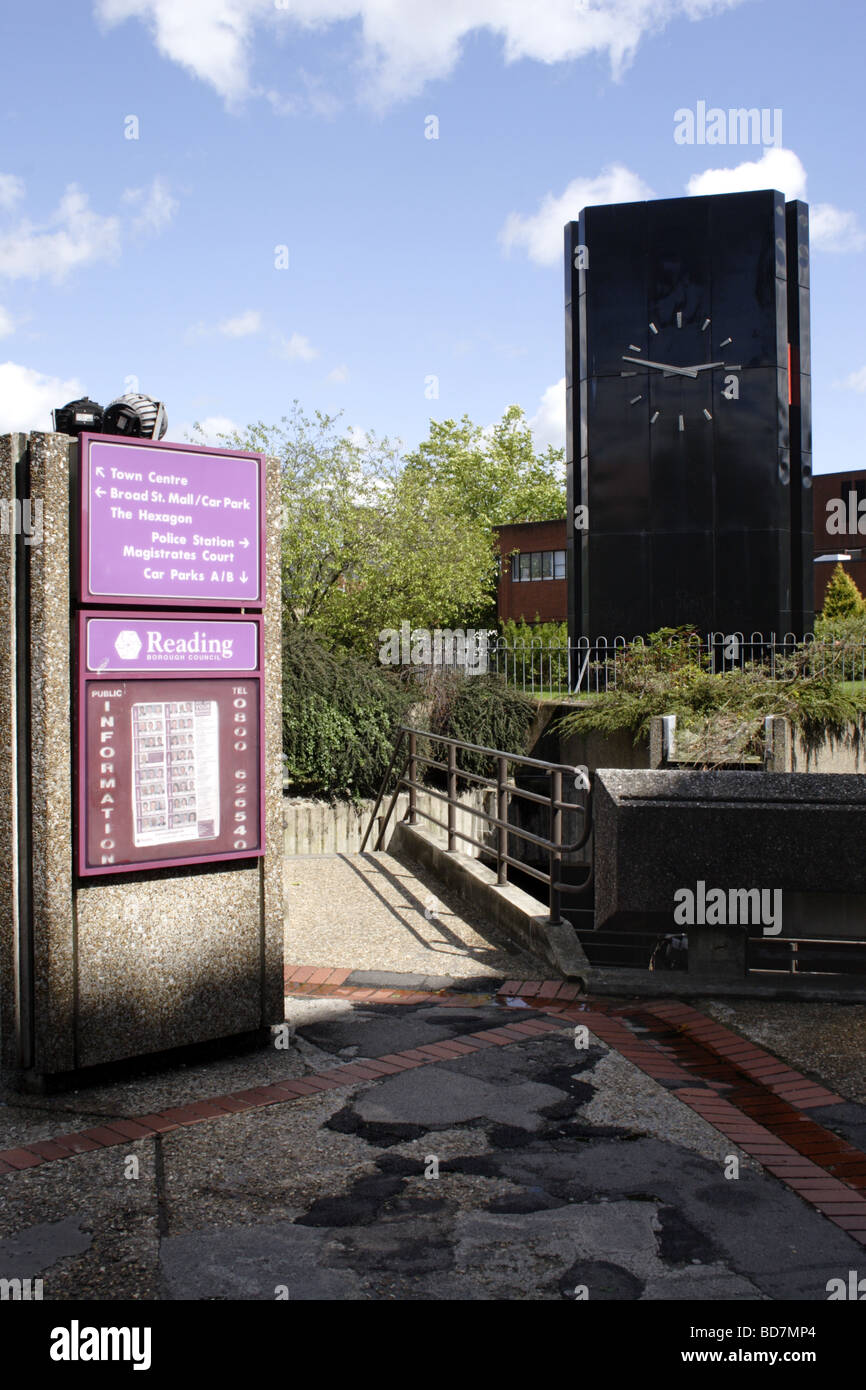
[0,0,864,473]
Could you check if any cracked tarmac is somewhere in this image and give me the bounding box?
[2,993,865,1301]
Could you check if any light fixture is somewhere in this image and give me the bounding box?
[103,393,168,440]
[52,397,105,437]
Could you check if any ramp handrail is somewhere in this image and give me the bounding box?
[362,724,592,924]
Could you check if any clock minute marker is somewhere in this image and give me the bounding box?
[678,414,685,432]
[676,311,683,328]
[701,317,711,331]
[628,344,642,352]
[630,395,643,405]
[649,322,658,335]
[650,411,660,424]
[719,336,733,347]
[703,409,713,421]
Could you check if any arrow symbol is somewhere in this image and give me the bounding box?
[240,571,248,583]
[95,466,105,477]
[240,538,250,548]
[95,487,106,498]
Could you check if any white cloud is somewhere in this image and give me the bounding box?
[837,367,866,394]
[0,362,84,433]
[174,415,242,446]
[0,174,25,211]
[277,331,319,361]
[122,176,178,235]
[218,309,263,337]
[686,146,807,199]
[500,165,655,266]
[94,0,264,105]
[0,185,121,283]
[529,377,566,452]
[0,306,14,338]
[93,0,747,108]
[327,363,349,382]
[810,204,866,253]
[686,148,864,253]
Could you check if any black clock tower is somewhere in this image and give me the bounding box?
[565,189,812,640]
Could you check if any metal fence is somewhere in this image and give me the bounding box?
[479,632,866,698]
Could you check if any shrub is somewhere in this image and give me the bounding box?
[282,625,411,798]
[497,617,569,687]
[819,563,865,622]
[555,626,866,757]
[423,670,536,780]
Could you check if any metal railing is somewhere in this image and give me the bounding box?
[748,933,866,977]
[360,725,592,924]
[390,632,866,698]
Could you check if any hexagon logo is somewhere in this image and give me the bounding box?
[114,629,143,661]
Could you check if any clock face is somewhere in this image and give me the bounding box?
[619,311,741,431]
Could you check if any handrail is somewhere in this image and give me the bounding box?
[362,724,593,924]
[398,724,586,776]
[359,726,407,853]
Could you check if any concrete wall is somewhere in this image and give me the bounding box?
[0,432,284,1084]
[283,787,496,856]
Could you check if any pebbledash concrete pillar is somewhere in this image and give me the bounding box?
[0,430,283,1087]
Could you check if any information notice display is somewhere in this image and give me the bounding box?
[78,675,263,875]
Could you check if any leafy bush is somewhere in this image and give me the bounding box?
[422,670,536,780]
[819,563,865,622]
[282,625,412,798]
[499,617,568,649]
[497,617,569,687]
[555,626,866,756]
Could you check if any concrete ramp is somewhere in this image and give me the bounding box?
[284,850,540,985]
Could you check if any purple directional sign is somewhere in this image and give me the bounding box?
[79,434,265,607]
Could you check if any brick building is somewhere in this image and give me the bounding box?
[812,469,866,611]
[495,519,567,625]
[497,471,866,628]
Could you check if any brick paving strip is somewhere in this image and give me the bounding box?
[2,964,865,1248]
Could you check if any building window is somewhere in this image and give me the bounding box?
[509,548,567,581]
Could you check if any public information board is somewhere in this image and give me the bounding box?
[74,434,267,877]
[79,434,264,607]
[78,672,263,876]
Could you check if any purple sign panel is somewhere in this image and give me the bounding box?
[78,675,264,876]
[79,434,265,607]
[82,613,260,674]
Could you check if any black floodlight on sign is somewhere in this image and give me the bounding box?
[52,397,105,437]
[103,393,168,440]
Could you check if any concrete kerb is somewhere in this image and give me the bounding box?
[390,820,590,983]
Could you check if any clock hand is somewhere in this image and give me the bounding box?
[684,361,743,373]
[621,355,698,379]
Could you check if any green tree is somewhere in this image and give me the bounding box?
[195,403,401,629]
[197,402,566,654]
[401,405,566,529]
[821,563,865,621]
